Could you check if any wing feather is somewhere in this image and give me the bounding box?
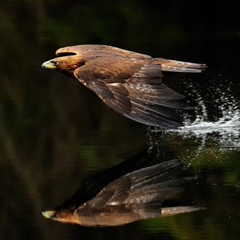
[74,56,193,128]
[76,159,187,217]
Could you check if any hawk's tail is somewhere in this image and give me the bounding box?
[157,58,207,73]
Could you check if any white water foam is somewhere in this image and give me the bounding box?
[167,86,240,149]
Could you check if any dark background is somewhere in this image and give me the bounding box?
[0,0,239,239]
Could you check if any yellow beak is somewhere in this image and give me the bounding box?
[42,210,56,219]
[41,60,57,70]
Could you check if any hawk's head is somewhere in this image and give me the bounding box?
[41,47,85,76]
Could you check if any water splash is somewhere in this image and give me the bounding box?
[168,85,240,149]
[146,79,240,171]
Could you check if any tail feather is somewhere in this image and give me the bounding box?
[161,206,205,217]
[157,58,207,73]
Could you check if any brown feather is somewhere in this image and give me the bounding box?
[42,44,206,128]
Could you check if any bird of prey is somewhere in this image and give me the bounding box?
[42,45,206,128]
[42,158,202,227]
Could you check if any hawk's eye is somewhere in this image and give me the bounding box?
[57,52,77,57]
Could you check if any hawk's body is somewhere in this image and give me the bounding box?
[42,45,206,128]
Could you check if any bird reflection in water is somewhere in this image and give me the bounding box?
[42,149,203,227]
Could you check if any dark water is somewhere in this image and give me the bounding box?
[0,0,239,239]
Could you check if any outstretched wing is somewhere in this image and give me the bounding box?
[74,56,191,128]
[76,159,186,218]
